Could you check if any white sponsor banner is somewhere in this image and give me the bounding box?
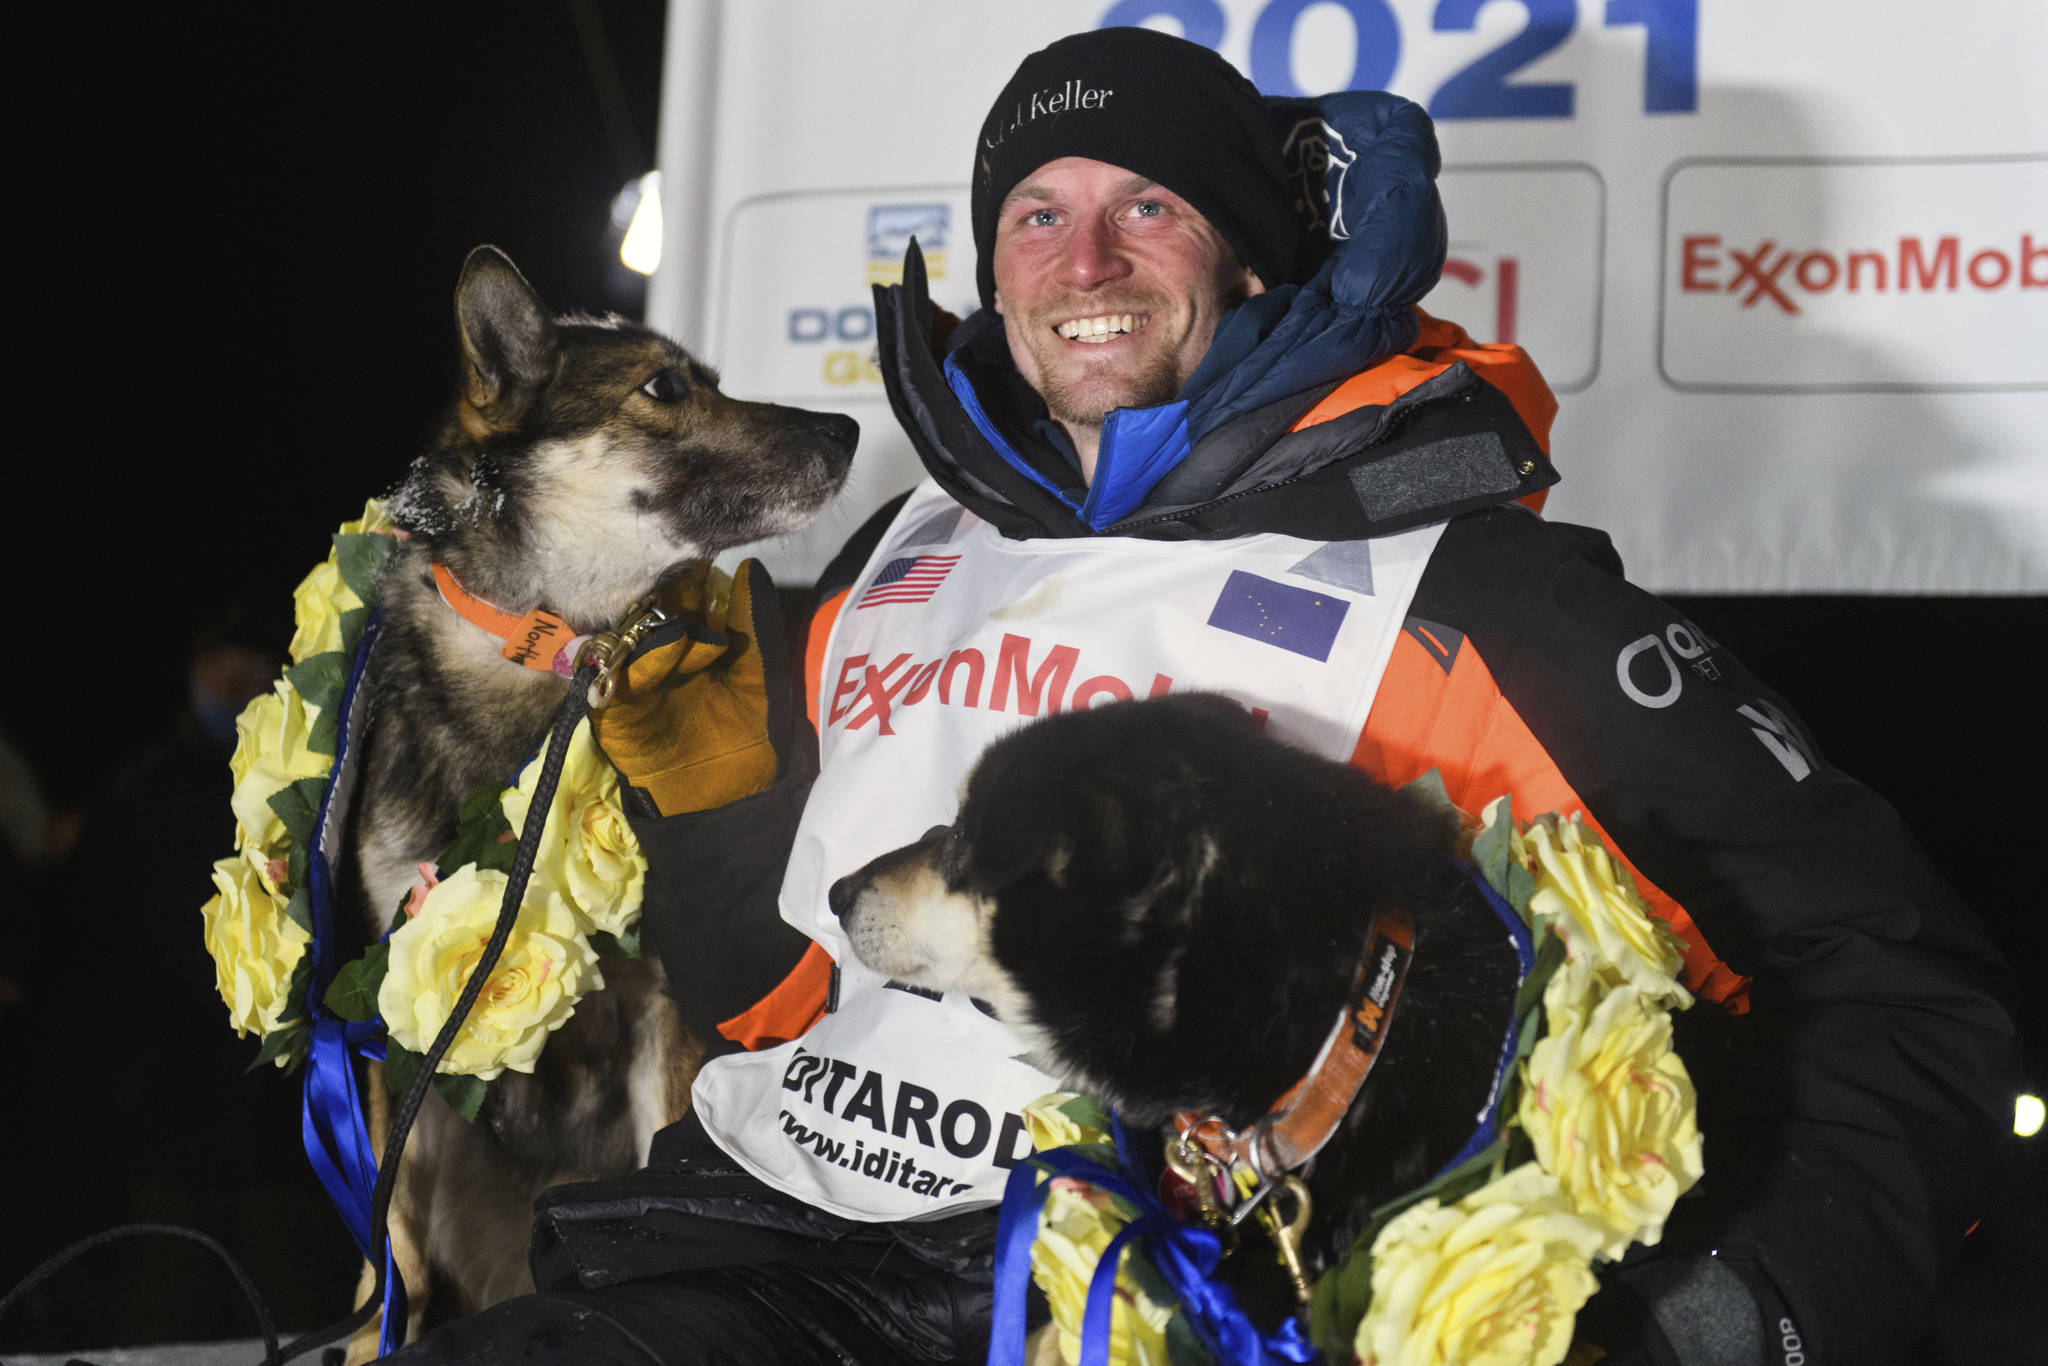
[654,0,2047,592]
[1660,157,2046,390]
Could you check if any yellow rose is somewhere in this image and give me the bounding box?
[201,855,310,1047]
[339,497,394,537]
[1522,816,1690,1009]
[228,682,328,856]
[501,720,646,937]
[286,499,393,661]
[1024,1092,1111,1151]
[289,558,363,663]
[378,864,601,1079]
[1357,1163,1604,1366]
[1030,1177,1175,1366]
[1520,963,1704,1258]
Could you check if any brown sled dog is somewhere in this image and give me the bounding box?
[345,246,854,1349]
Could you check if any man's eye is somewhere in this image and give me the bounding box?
[1129,199,1165,219]
[641,369,686,403]
[1025,208,1060,227]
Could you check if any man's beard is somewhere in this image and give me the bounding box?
[1033,338,1185,428]
[1014,281,1249,430]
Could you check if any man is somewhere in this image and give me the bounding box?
[387,26,2017,1365]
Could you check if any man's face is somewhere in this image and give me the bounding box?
[991,157,1263,432]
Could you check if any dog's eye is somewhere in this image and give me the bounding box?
[640,369,687,403]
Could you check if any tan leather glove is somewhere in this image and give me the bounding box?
[590,558,795,817]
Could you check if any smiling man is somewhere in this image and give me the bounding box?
[386,25,2016,1366]
[990,158,1263,477]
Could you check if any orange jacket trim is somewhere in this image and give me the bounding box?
[1292,310,1559,515]
[1355,629,1752,1011]
[715,939,836,1051]
[805,586,852,734]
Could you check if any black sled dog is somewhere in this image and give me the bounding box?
[830,694,1521,1322]
[346,246,854,1347]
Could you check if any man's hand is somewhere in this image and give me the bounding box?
[591,558,794,818]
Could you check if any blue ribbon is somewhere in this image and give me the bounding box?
[1429,860,1539,1176]
[300,616,409,1355]
[991,1131,1321,1366]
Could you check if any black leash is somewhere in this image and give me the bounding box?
[0,663,599,1365]
[0,1223,281,1361]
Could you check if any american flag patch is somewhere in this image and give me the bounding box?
[856,554,961,609]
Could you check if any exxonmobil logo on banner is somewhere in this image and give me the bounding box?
[1659,156,2048,391]
[1679,232,2044,312]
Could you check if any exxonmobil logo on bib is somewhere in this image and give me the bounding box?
[1658,156,2047,391]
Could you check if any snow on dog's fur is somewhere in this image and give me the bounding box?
[347,246,854,1350]
[830,694,1519,1320]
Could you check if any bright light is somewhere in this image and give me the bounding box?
[2018,1093,2045,1139]
[618,170,663,276]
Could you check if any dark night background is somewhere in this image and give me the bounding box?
[2,4,2040,1358]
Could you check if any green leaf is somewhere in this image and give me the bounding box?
[434,1071,489,1124]
[1164,1307,1218,1366]
[470,832,520,875]
[591,924,641,959]
[460,781,506,825]
[1513,929,1568,1026]
[284,953,312,1026]
[1308,1240,1363,1357]
[1056,1092,1114,1136]
[1052,1141,1119,1171]
[1470,794,1517,903]
[439,782,517,874]
[285,652,350,716]
[383,1039,422,1098]
[325,941,391,1022]
[1122,1237,1177,1310]
[380,1038,490,1123]
[338,606,370,655]
[1399,766,1458,820]
[335,532,397,605]
[287,840,309,900]
[248,1020,308,1074]
[268,775,329,852]
[1505,858,1536,920]
[281,885,313,934]
[1310,1232,1374,1358]
[306,699,340,757]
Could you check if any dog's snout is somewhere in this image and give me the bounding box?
[813,411,859,453]
[827,870,867,919]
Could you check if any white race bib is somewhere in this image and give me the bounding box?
[691,482,1444,1220]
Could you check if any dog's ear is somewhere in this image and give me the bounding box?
[455,245,558,426]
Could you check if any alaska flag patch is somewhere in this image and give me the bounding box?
[1206,571,1350,661]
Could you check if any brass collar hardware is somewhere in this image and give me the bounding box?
[576,592,667,709]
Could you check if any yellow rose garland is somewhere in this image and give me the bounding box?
[203,497,648,1102]
[1018,793,1704,1366]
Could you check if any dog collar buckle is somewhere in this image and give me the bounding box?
[580,593,667,709]
[1175,907,1417,1187]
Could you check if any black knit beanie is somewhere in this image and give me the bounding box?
[971,27,1299,307]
